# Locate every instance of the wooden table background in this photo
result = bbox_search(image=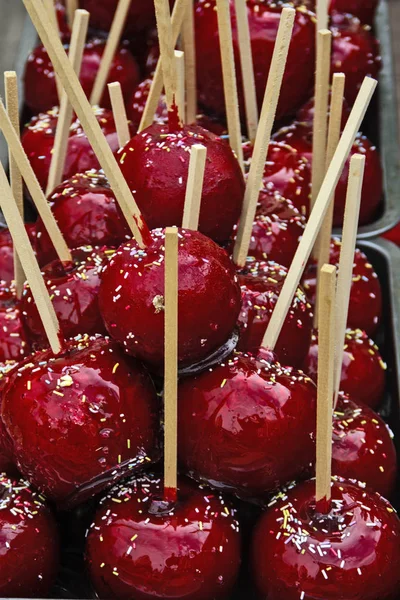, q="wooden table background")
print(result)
[0,0,399,132]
